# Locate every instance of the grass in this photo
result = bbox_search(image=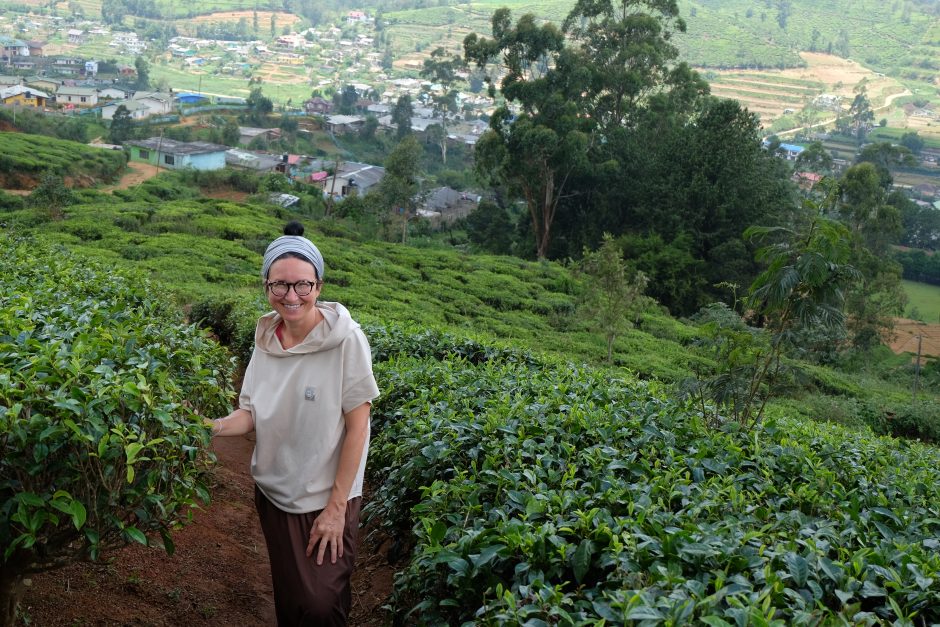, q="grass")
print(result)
[902,279,940,322]
[868,127,940,150]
